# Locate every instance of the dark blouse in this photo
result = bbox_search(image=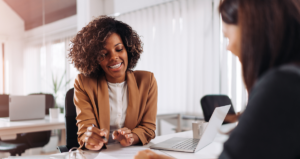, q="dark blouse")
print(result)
[219,64,300,159]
